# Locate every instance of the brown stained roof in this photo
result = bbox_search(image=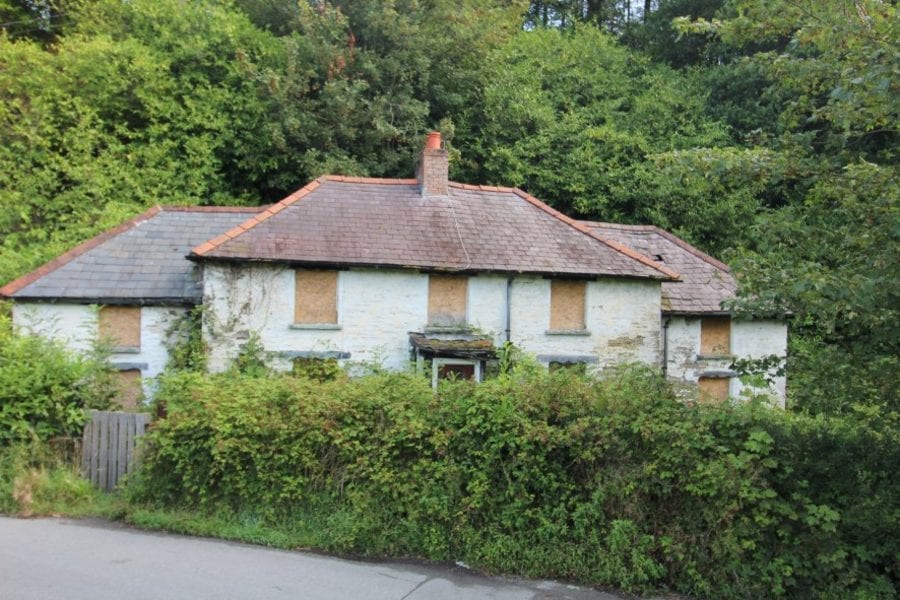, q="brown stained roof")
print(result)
[1,206,263,303]
[581,222,736,315]
[192,177,678,280]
